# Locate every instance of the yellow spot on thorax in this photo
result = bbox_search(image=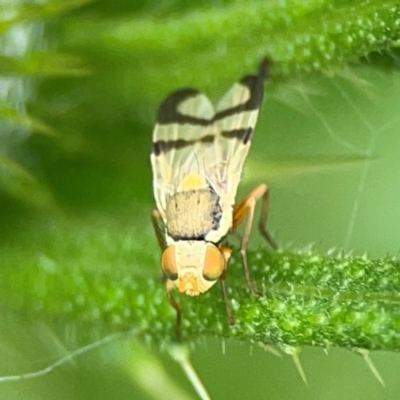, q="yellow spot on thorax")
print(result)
[177,173,207,191]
